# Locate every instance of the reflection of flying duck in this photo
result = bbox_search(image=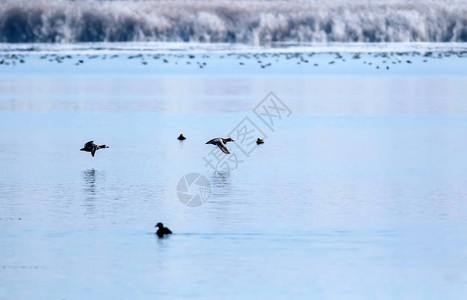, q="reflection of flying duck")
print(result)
[155,223,172,238]
[205,138,234,154]
[80,141,109,157]
[177,134,186,140]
